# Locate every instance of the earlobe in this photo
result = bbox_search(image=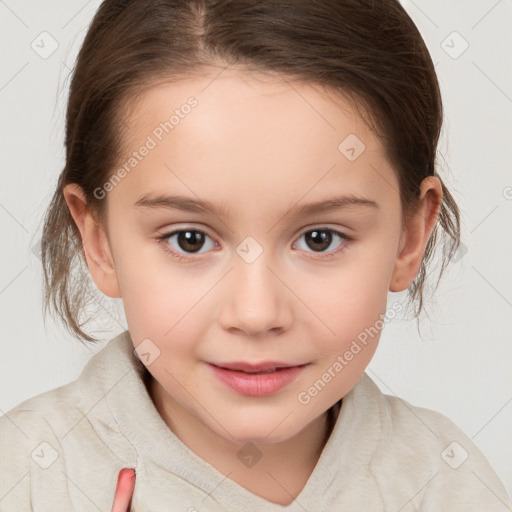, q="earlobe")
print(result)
[389,177,442,292]
[62,183,122,299]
